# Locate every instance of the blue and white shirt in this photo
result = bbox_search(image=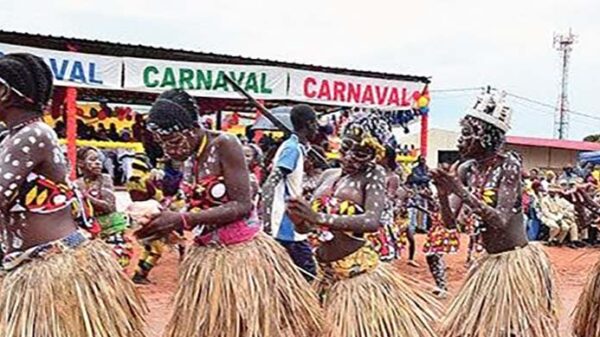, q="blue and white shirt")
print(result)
[270,134,308,242]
